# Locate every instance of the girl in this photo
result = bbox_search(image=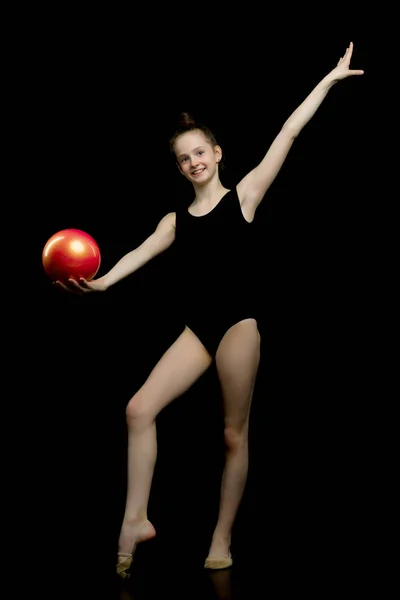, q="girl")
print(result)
[56,42,363,579]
